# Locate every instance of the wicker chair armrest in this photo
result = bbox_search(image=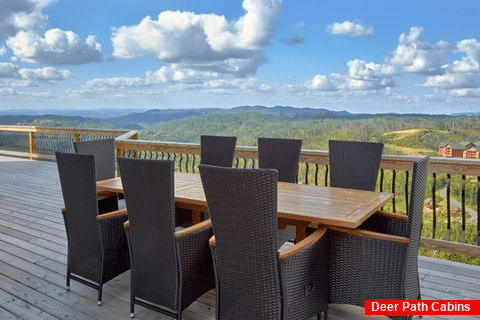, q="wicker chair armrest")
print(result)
[96,208,128,221]
[176,219,215,309]
[330,226,409,244]
[279,227,327,260]
[62,207,127,222]
[359,211,408,237]
[209,235,216,247]
[96,208,130,278]
[175,219,212,238]
[278,226,329,319]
